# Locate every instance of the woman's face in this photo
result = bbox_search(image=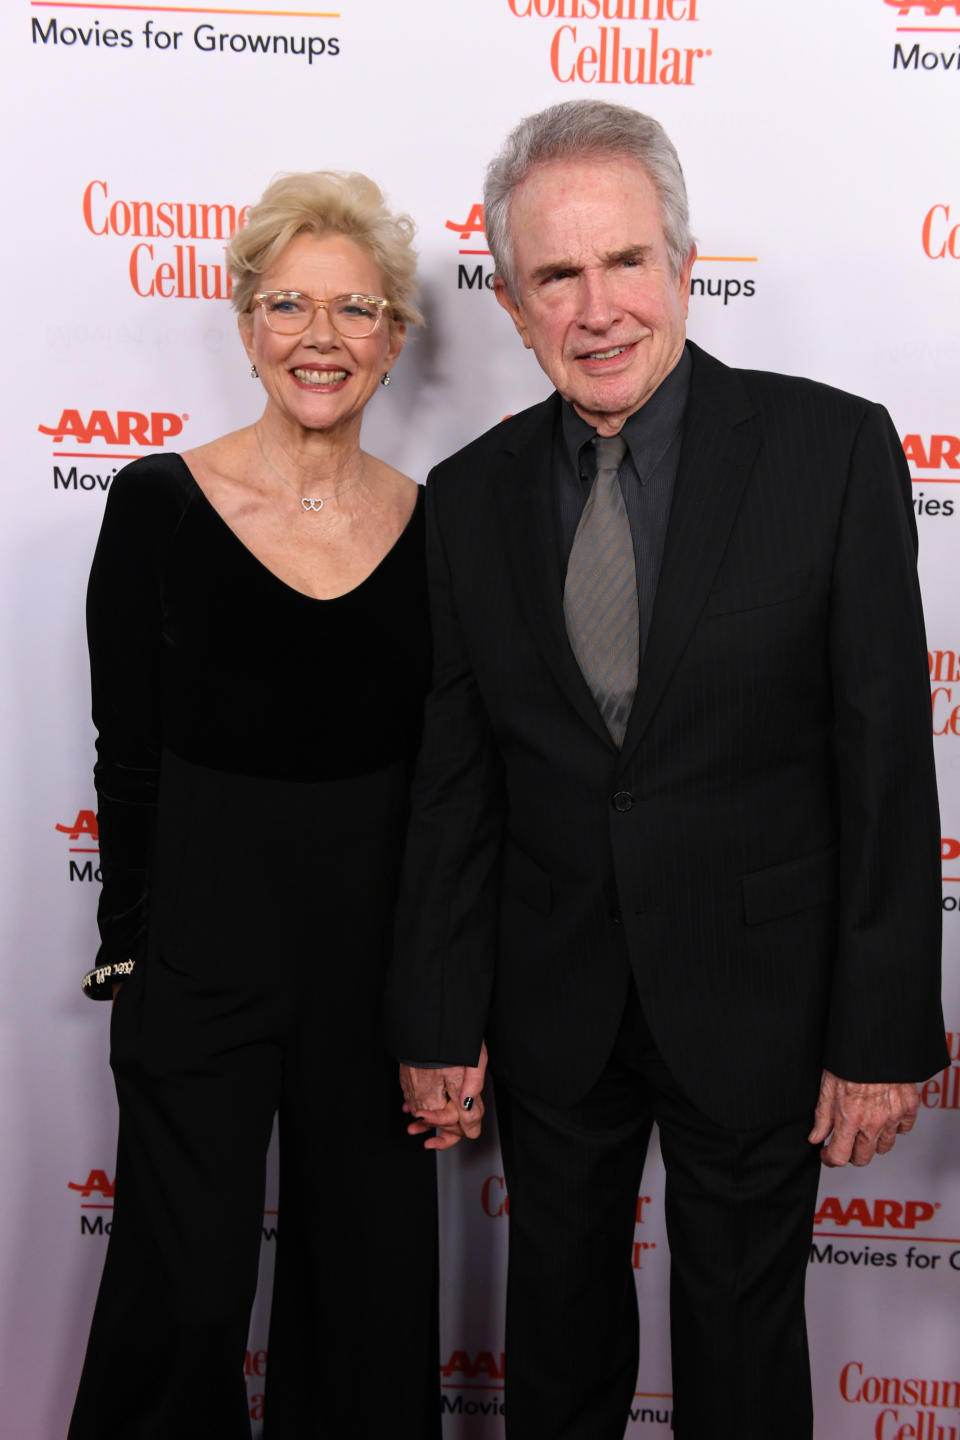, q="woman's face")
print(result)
[240,230,404,442]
